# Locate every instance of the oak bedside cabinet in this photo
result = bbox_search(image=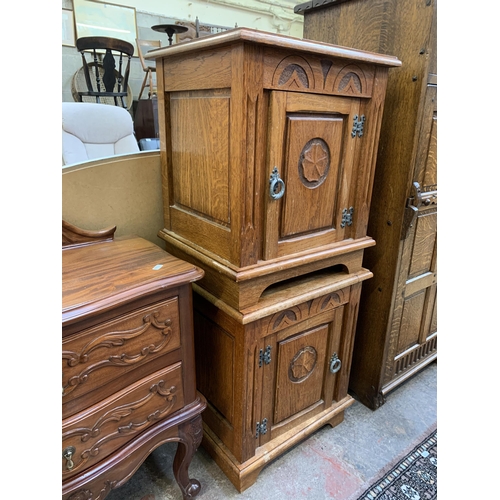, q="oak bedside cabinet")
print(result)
[146,28,400,491]
[62,220,206,500]
[296,0,438,410]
